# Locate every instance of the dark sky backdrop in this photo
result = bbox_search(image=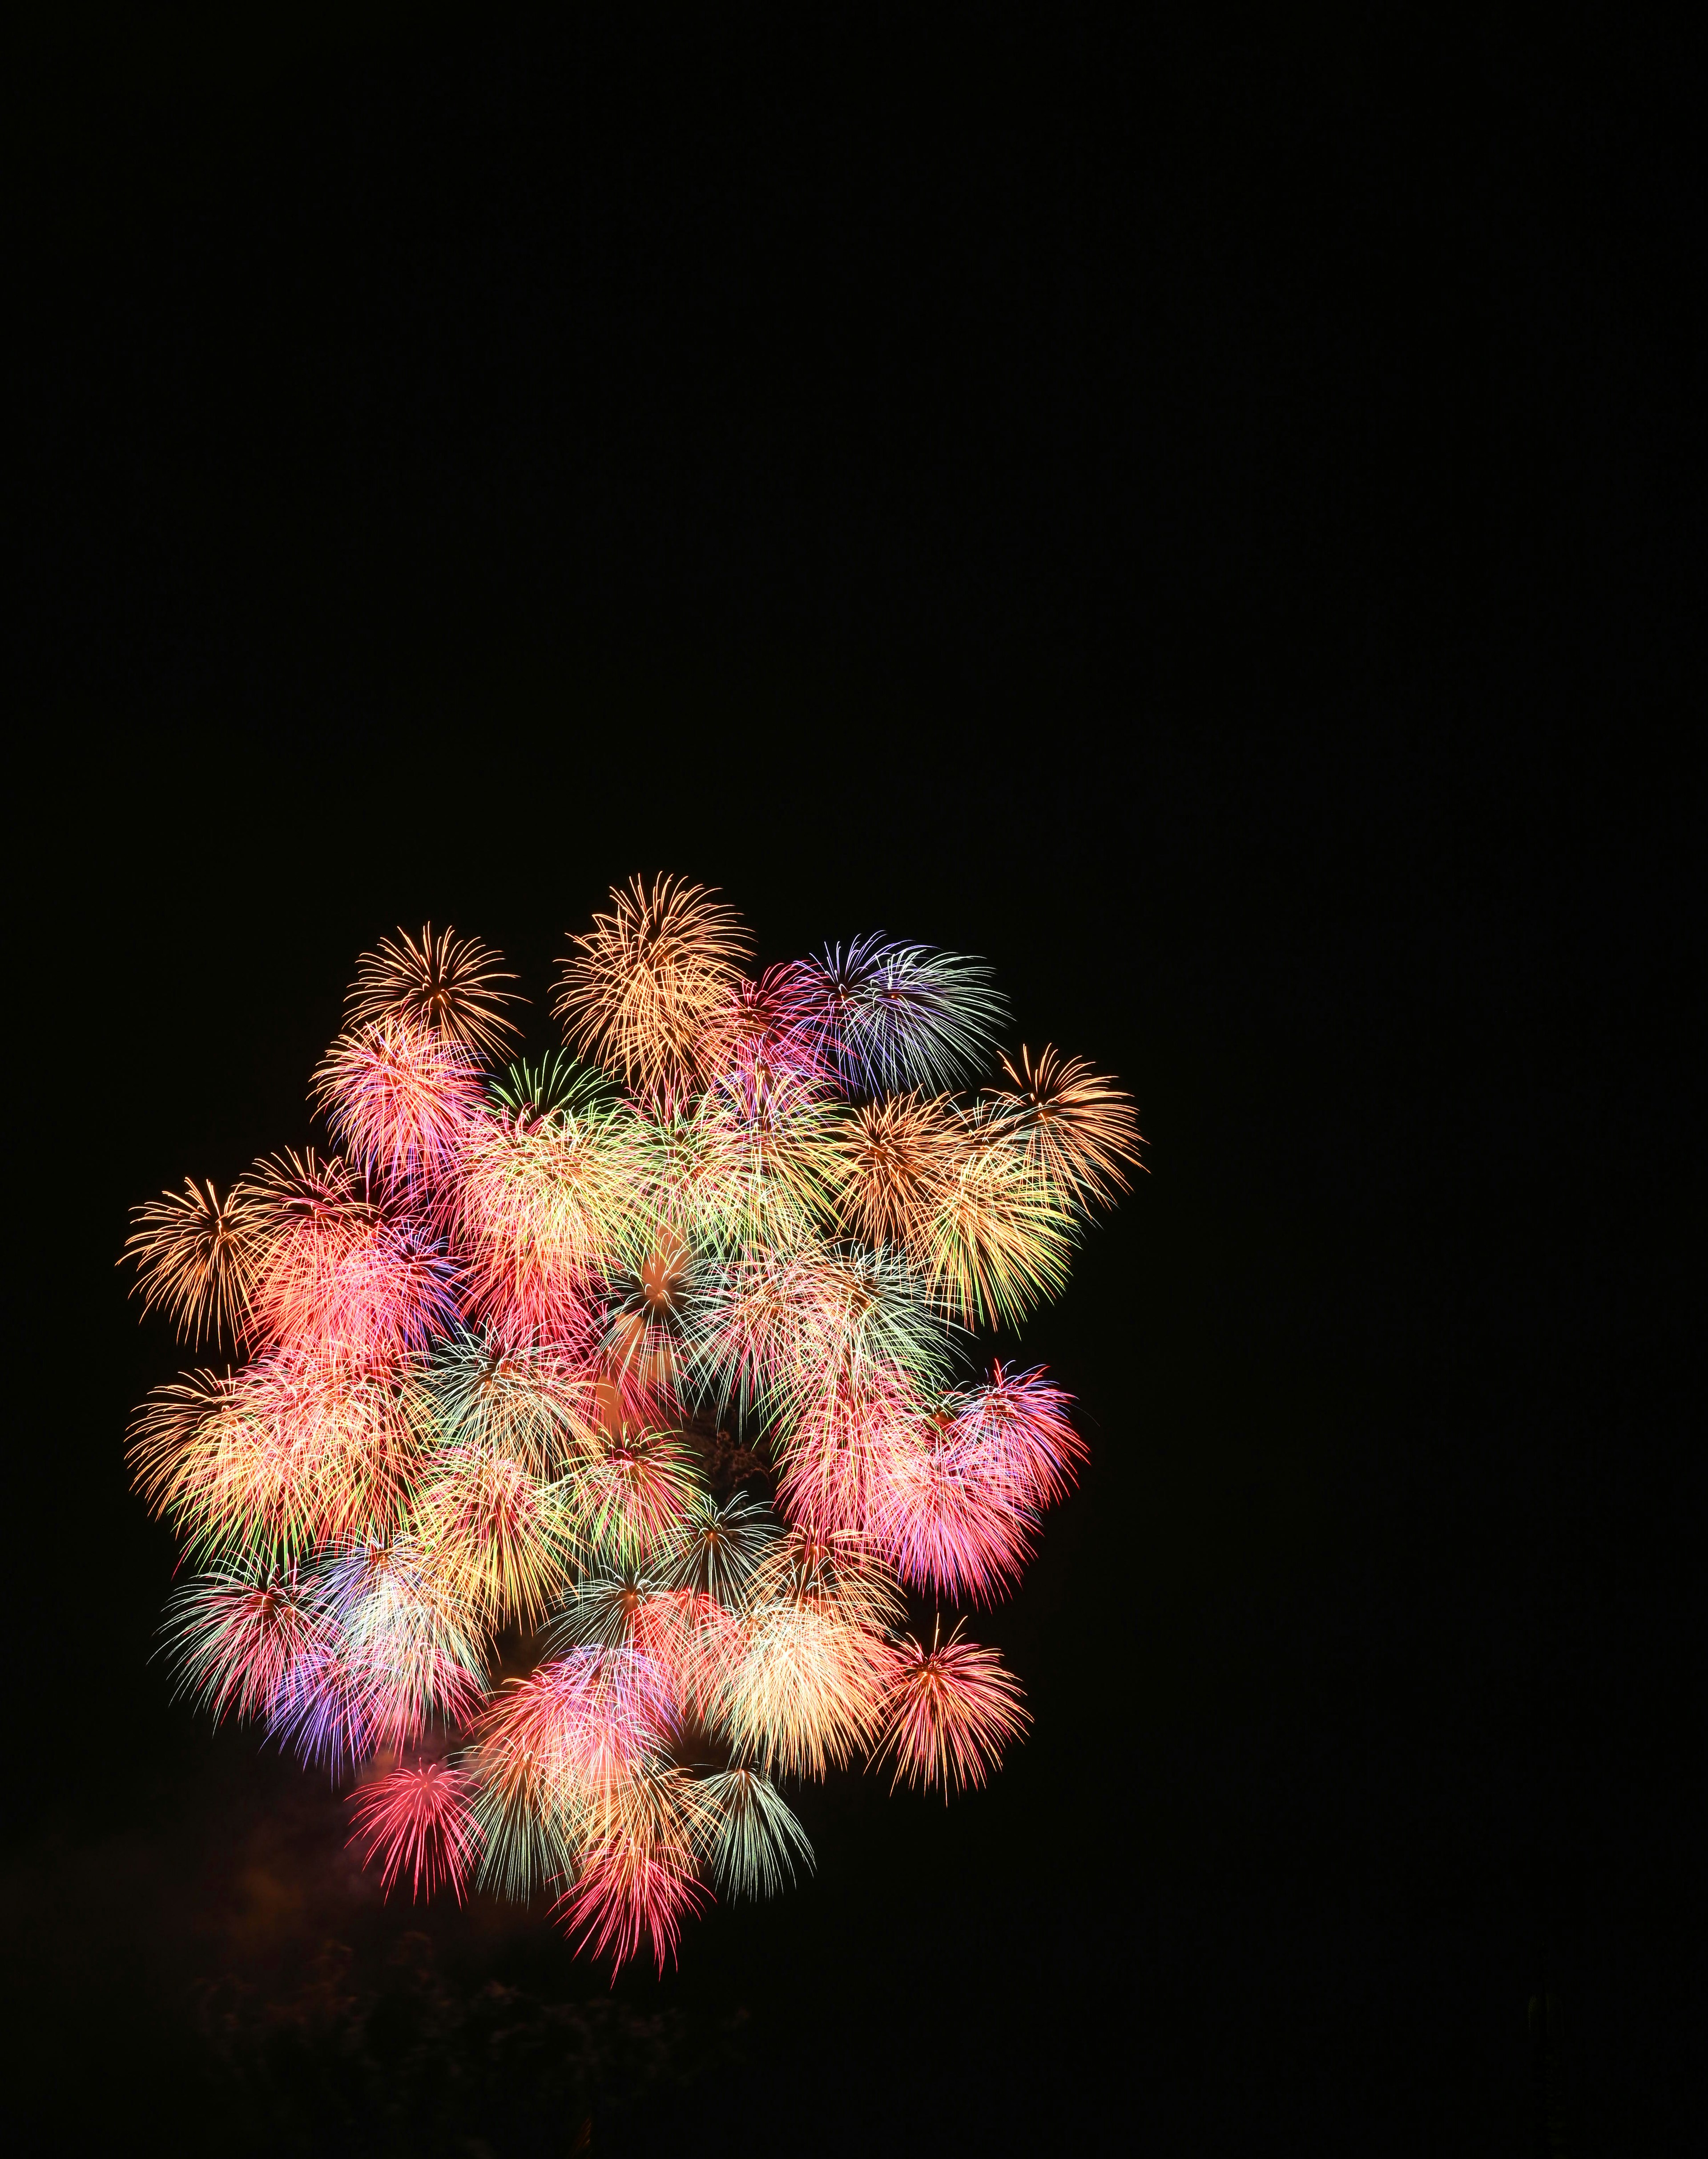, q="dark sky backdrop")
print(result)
[9,12,1694,2156]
